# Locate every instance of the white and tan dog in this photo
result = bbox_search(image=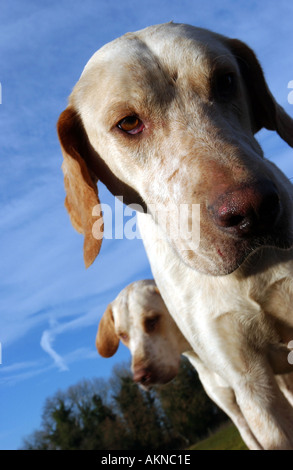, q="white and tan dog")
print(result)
[96,280,189,386]
[57,23,293,449]
[96,280,270,449]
